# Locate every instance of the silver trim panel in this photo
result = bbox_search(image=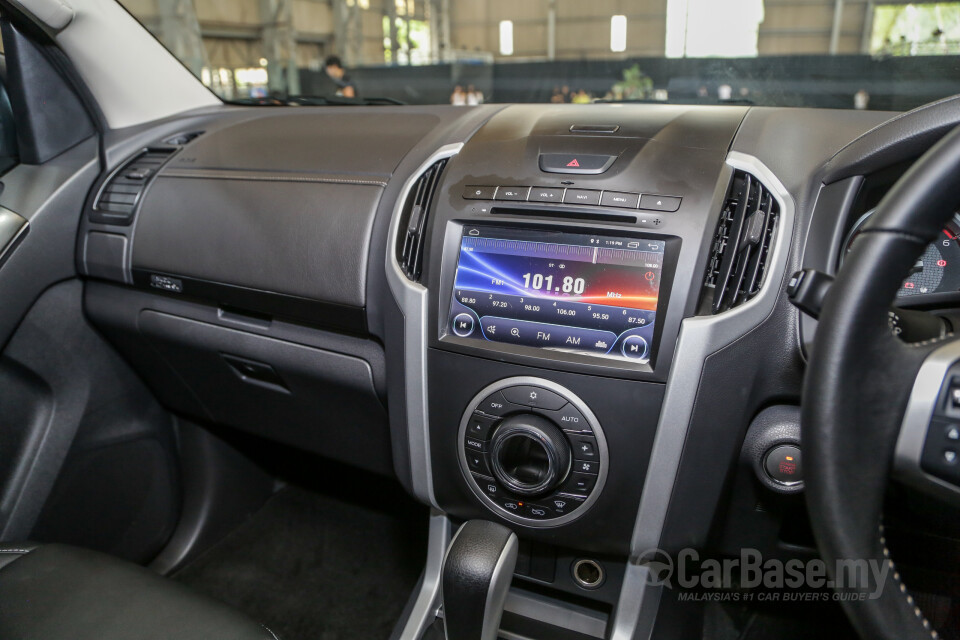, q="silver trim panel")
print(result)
[479,530,519,640]
[895,339,960,504]
[610,151,797,639]
[395,511,452,640]
[385,143,464,508]
[0,207,28,268]
[457,376,610,528]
